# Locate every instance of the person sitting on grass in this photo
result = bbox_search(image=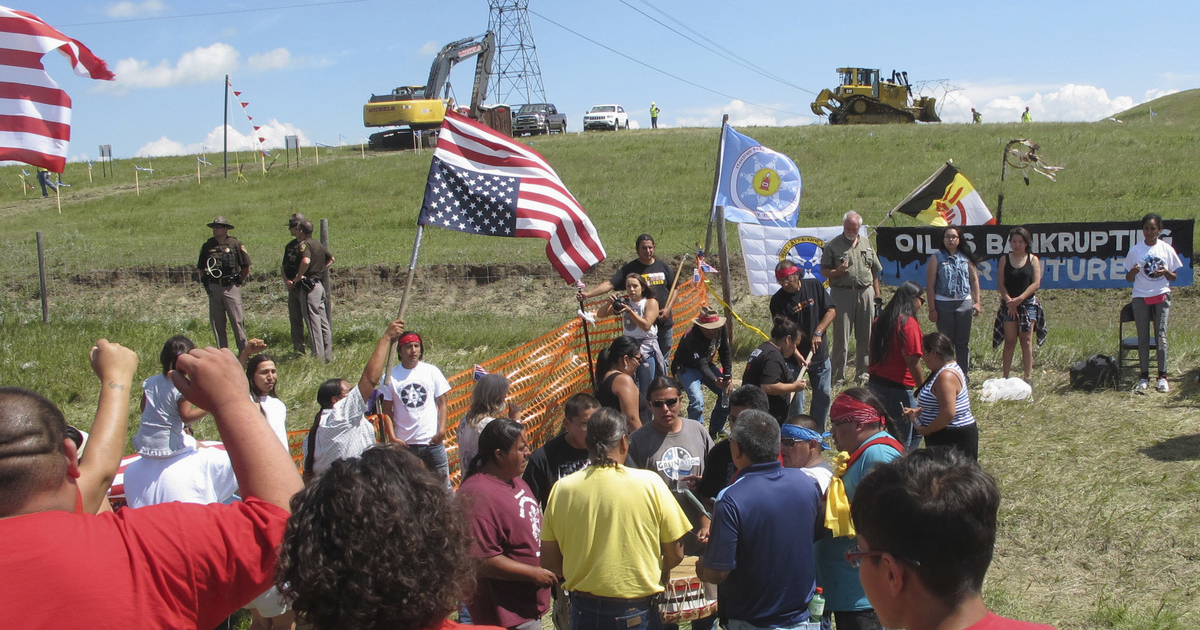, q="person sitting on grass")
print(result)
[277,445,505,630]
[850,448,1057,630]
